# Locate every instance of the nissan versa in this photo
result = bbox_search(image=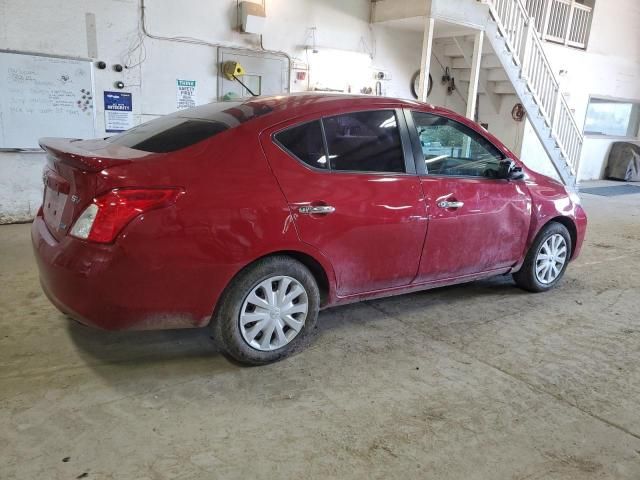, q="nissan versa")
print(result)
[32,93,587,364]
